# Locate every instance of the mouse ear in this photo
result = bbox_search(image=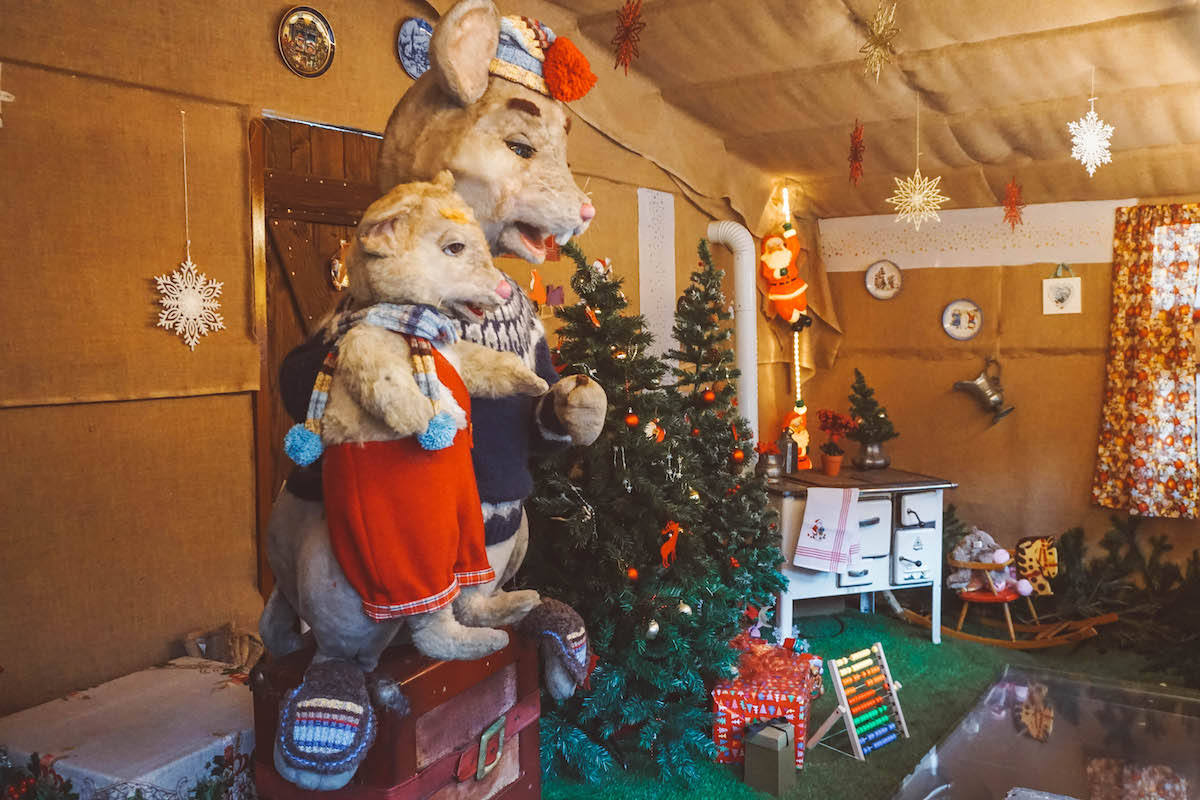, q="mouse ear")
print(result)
[429,0,500,106]
[358,193,420,256]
